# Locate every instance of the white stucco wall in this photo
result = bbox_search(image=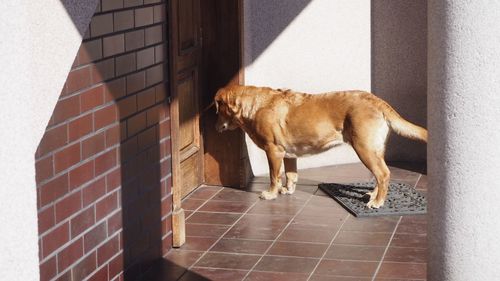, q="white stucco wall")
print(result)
[244,0,370,175]
[428,1,500,280]
[0,1,97,280]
